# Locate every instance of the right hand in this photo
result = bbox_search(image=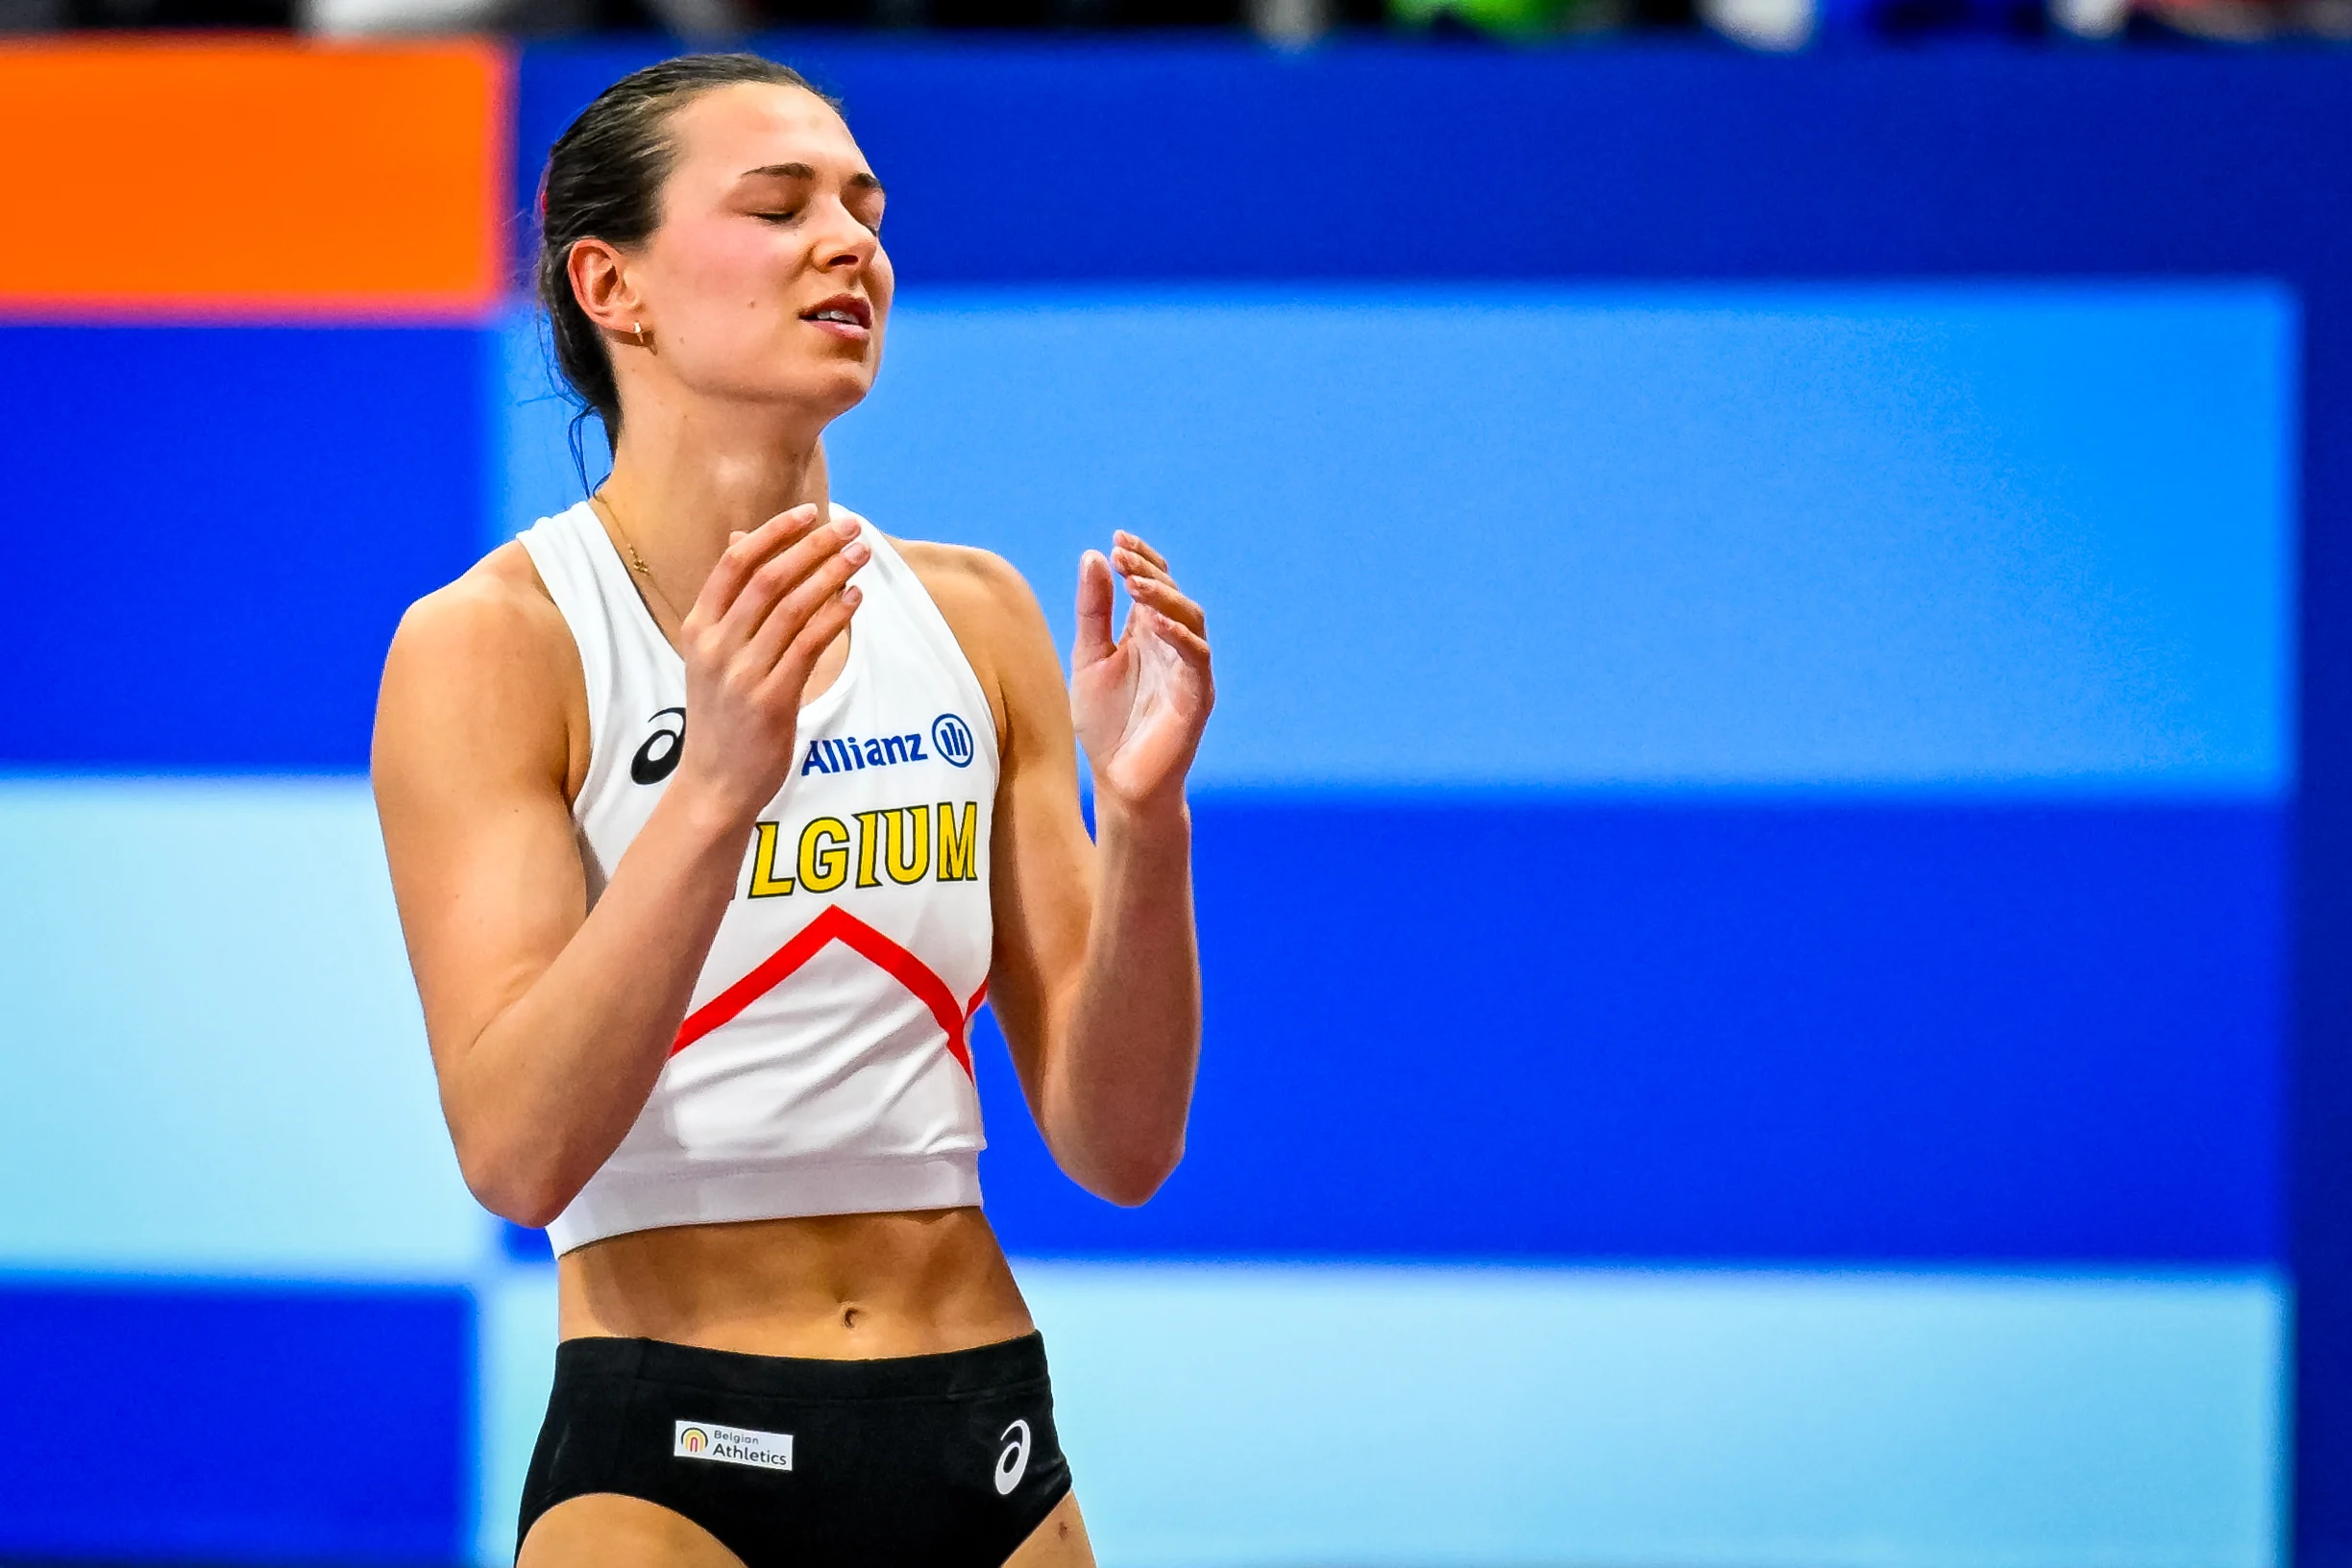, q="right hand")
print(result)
[673,503,867,823]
